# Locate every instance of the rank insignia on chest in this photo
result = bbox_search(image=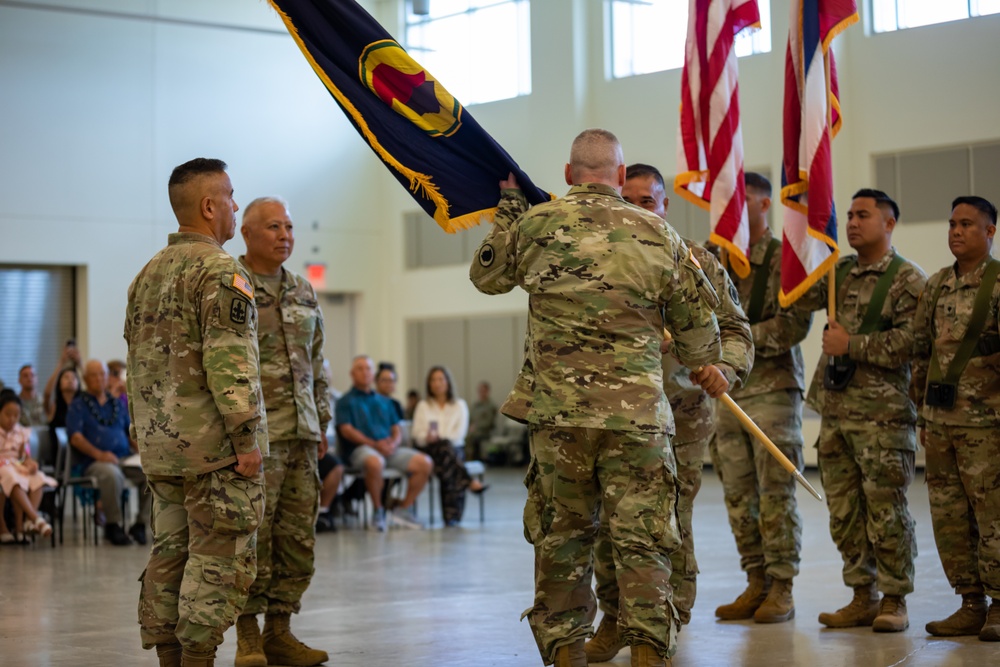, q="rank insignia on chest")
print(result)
[230,297,249,325]
[232,273,254,299]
